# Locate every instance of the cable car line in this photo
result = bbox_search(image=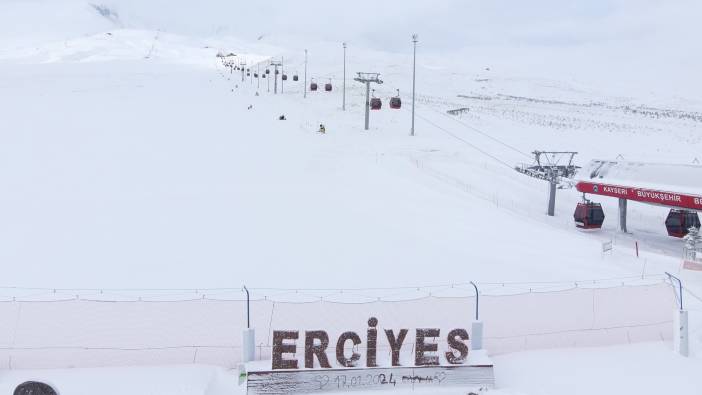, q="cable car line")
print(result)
[419,103,531,159]
[221,51,518,172]
[413,111,515,170]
